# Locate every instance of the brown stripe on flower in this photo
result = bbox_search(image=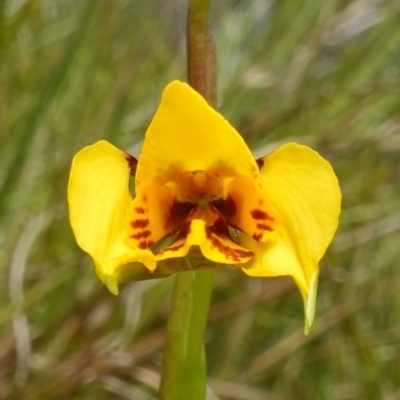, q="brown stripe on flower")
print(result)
[250,208,275,241]
[251,221,274,242]
[256,223,273,231]
[126,153,138,176]
[135,206,146,214]
[250,209,274,221]
[130,219,149,229]
[138,240,155,249]
[131,230,152,240]
[206,228,253,262]
[206,217,253,263]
